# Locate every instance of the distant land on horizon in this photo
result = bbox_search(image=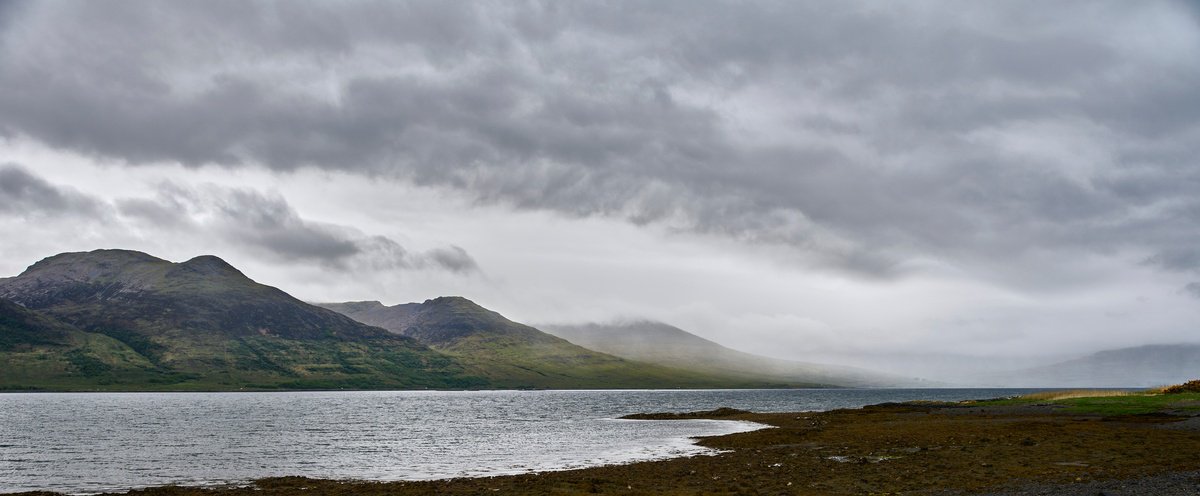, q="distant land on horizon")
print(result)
[539,321,930,388]
[0,249,860,391]
[1,249,1196,391]
[978,344,1200,388]
[316,298,797,389]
